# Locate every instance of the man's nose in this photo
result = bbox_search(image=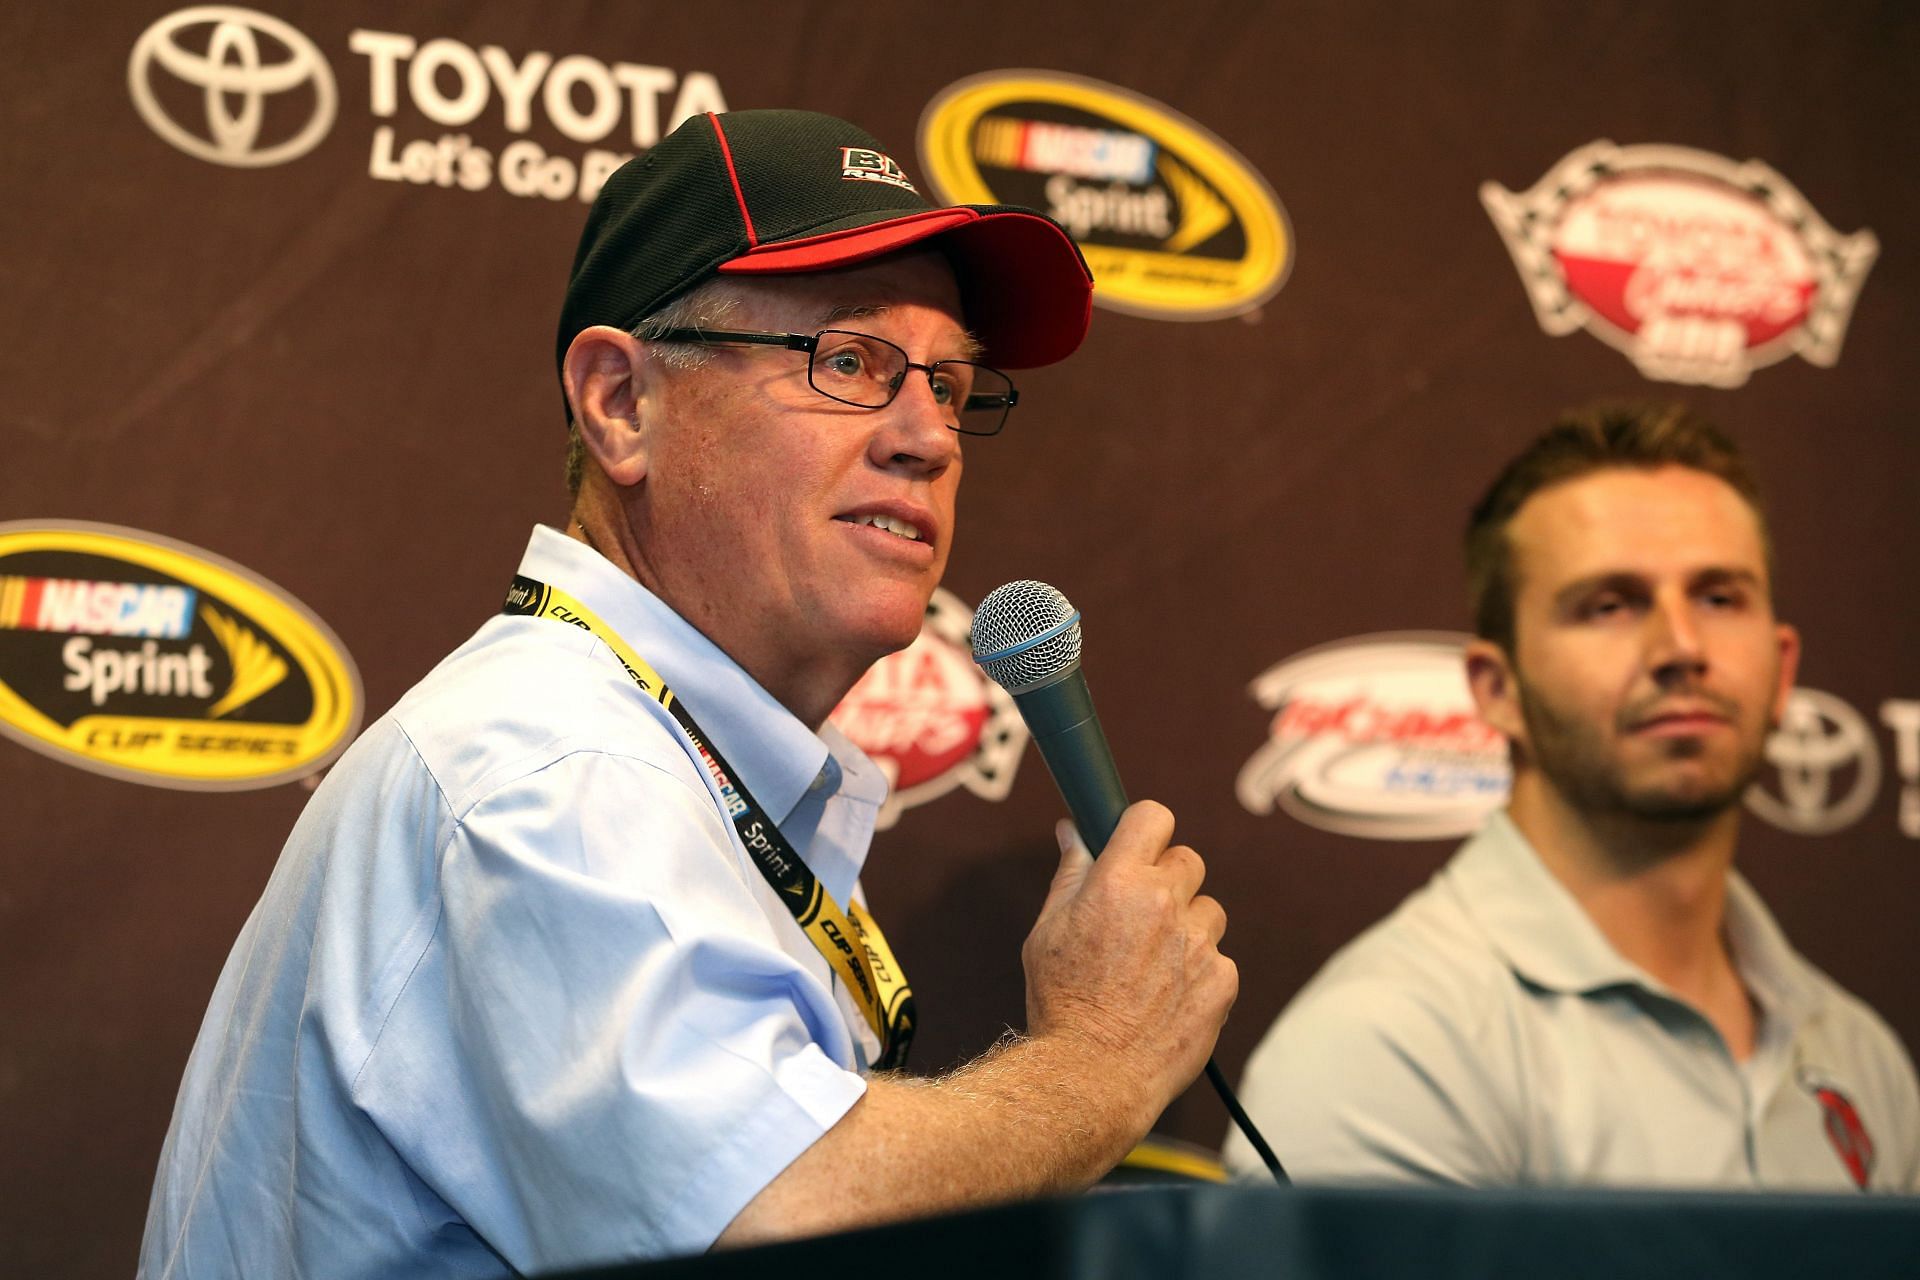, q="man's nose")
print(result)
[1645,594,1707,682]
[871,372,960,473]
